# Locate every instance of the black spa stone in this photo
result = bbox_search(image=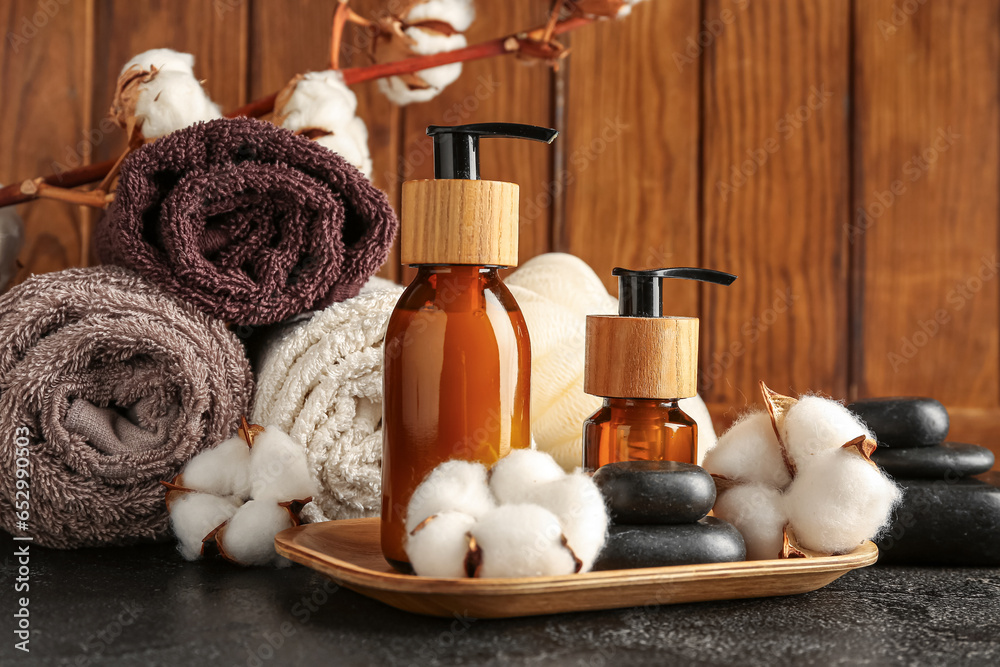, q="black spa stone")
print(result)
[876,478,1000,566]
[871,442,995,479]
[847,397,949,448]
[592,517,746,570]
[592,460,716,524]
